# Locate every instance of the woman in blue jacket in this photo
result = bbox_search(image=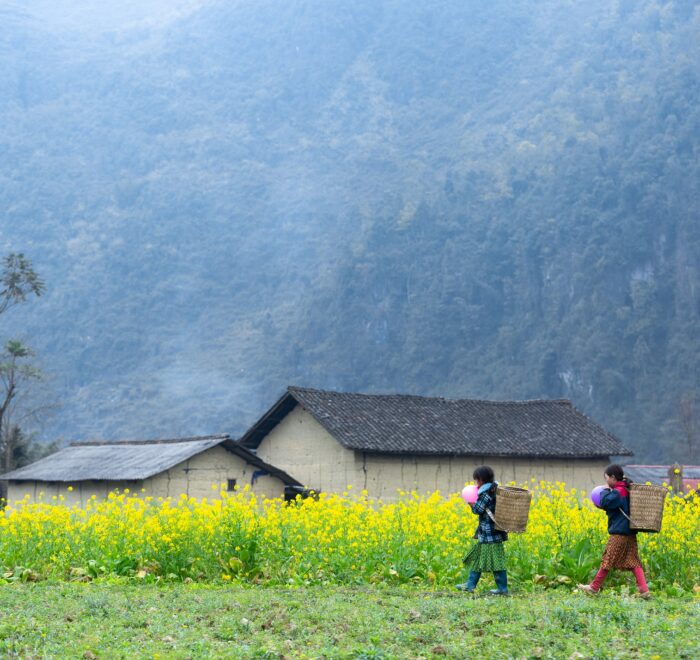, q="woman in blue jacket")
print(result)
[578,464,650,598]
